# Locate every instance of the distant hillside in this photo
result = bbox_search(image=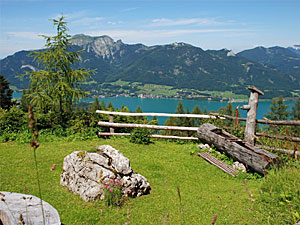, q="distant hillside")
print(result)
[238,46,300,75]
[1,34,299,99]
[288,45,300,55]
